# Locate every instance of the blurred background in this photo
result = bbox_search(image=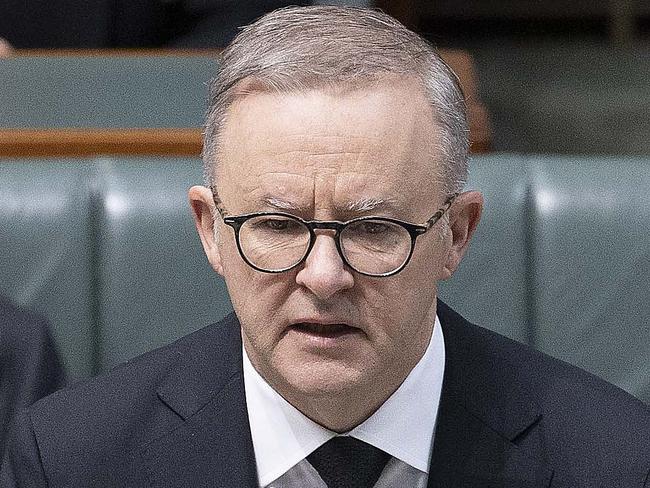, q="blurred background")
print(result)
[2,0,649,154]
[0,1,648,404]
